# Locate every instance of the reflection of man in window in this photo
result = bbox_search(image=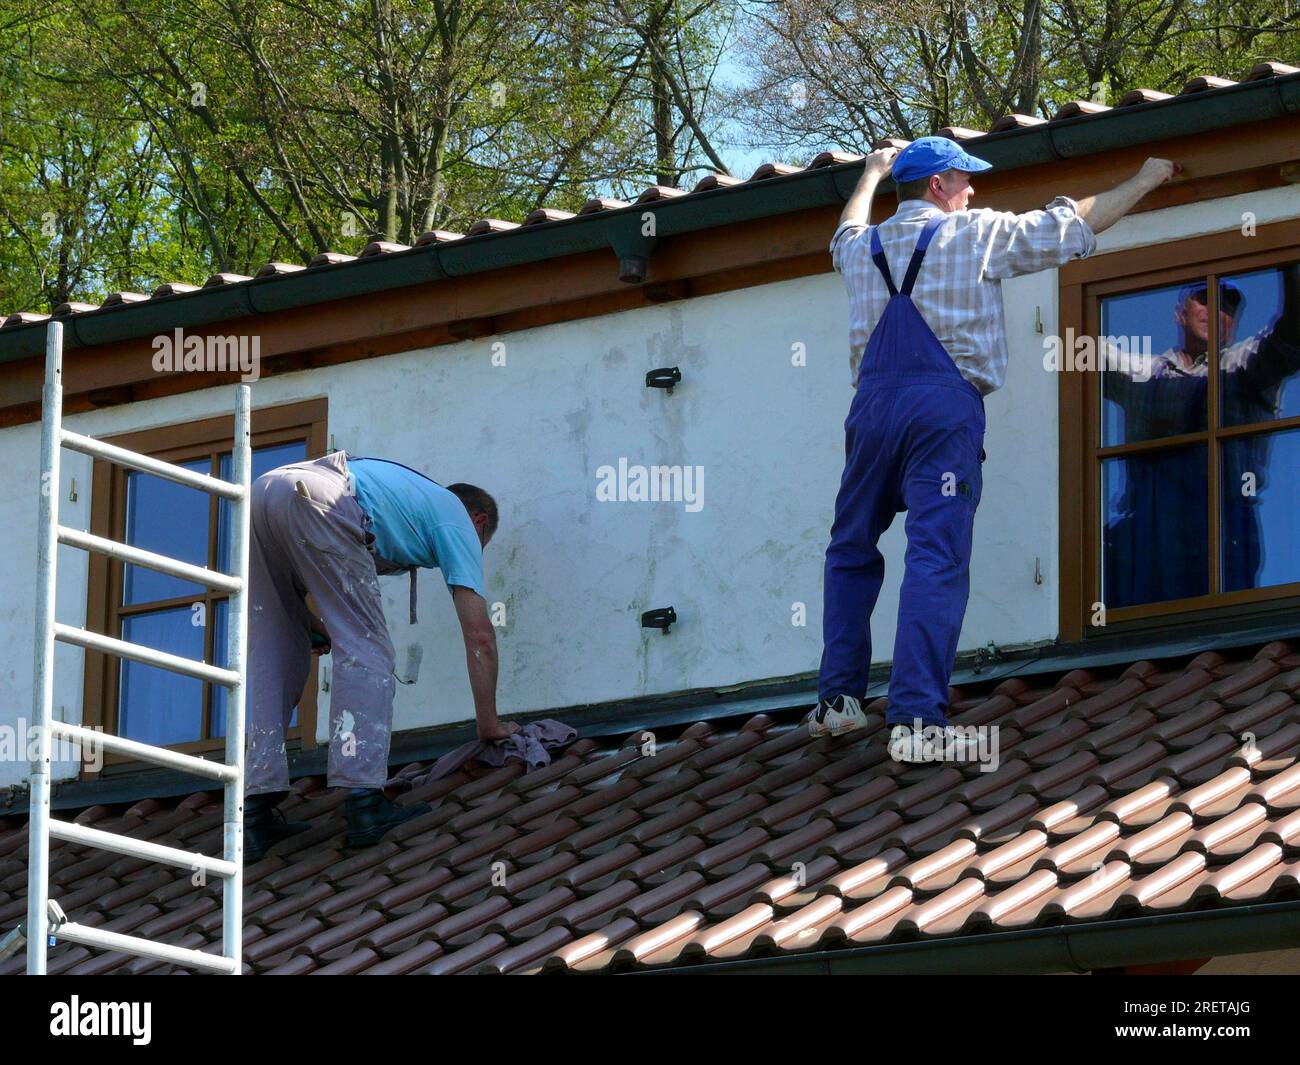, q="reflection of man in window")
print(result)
[1104,267,1300,605]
